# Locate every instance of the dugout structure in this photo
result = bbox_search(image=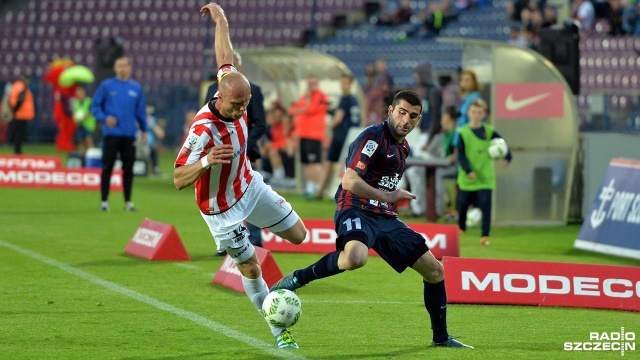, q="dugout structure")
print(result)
[200,46,367,126]
[441,38,580,225]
